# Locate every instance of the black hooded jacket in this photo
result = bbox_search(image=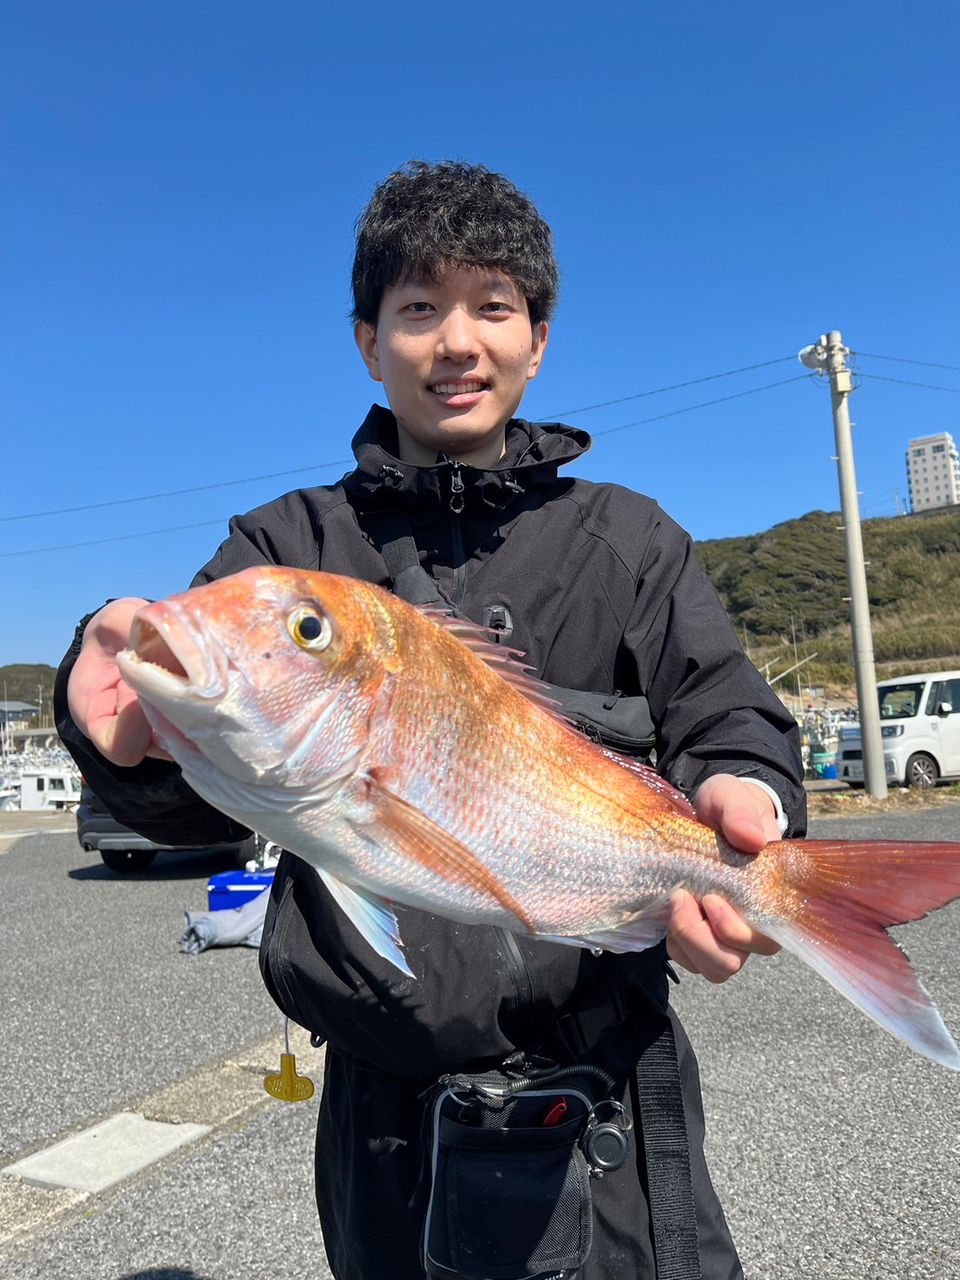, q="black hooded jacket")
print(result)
[55,407,805,1080]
